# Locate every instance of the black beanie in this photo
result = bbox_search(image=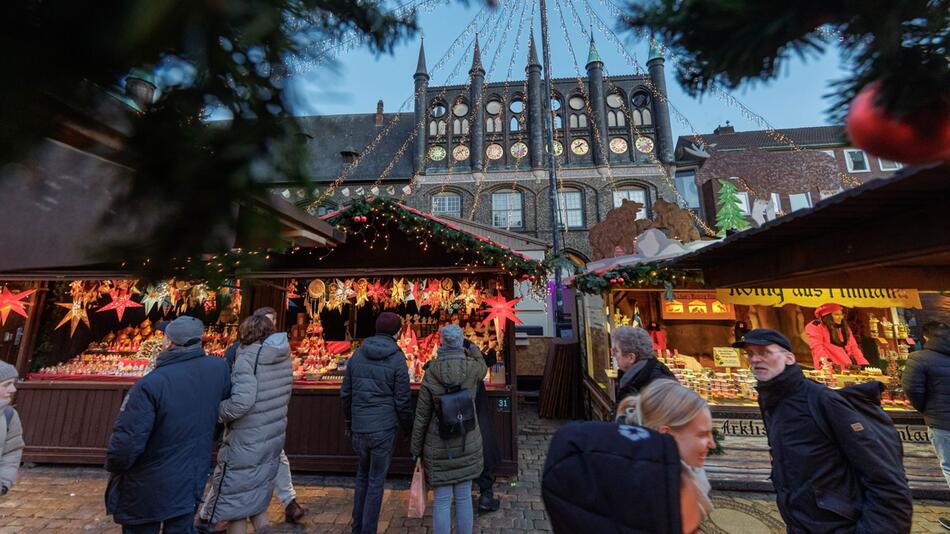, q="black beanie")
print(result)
[375,312,402,336]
